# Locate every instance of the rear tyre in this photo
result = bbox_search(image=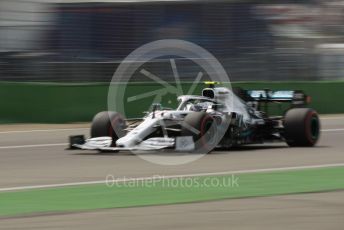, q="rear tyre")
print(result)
[91,111,126,146]
[284,108,320,147]
[181,112,218,153]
